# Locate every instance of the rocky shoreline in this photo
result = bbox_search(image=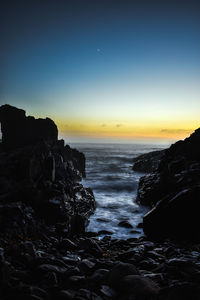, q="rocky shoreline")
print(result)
[0,104,200,299]
[137,129,200,241]
[1,231,200,300]
[0,105,95,240]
